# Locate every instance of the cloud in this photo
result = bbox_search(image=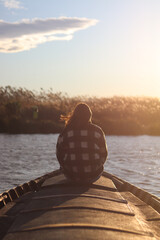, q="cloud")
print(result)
[2,0,24,9]
[0,17,98,53]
